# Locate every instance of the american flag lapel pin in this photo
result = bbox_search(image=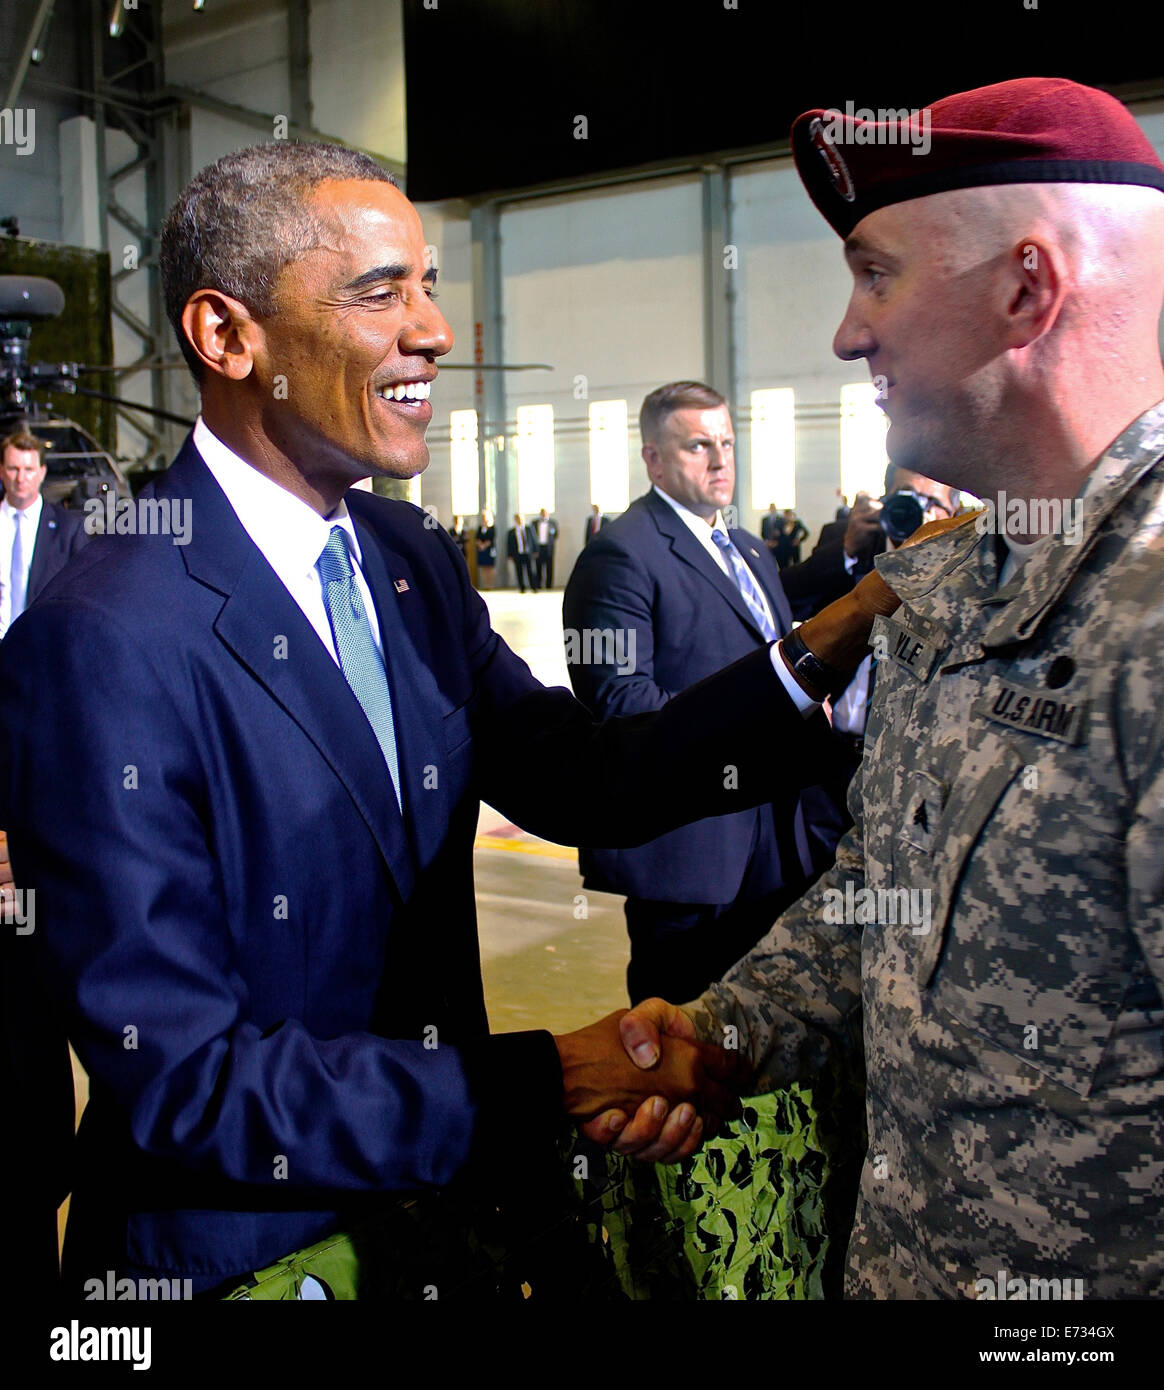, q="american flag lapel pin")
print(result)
[394,578,409,594]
